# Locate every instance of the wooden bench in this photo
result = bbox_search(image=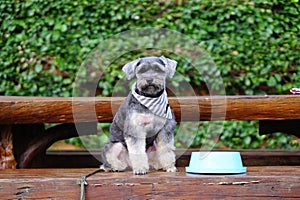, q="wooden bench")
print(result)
[0,95,300,199]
